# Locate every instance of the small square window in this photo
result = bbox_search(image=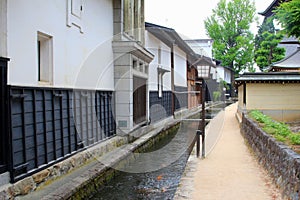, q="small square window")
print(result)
[139,62,144,72]
[133,59,138,70]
